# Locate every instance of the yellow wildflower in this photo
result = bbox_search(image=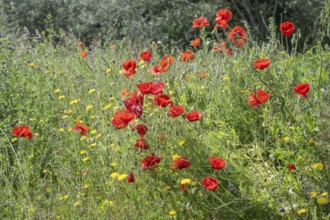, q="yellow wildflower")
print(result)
[86,105,93,111]
[117,174,128,181]
[282,136,290,142]
[312,163,323,170]
[110,162,117,167]
[58,95,65,100]
[70,99,80,105]
[82,157,89,162]
[27,62,35,67]
[54,89,61,94]
[59,194,69,201]
[110,172,119,179]
[96,134,102,138]
[310,191,317,198]
[74,201,81,207]
[90,130,97,135]
[80,136,86,141]
[89,143,96,147]
[223,76,230,81]
[83,184,90,189]
[88,89,96,94]
[42,169,48,173]
[64,110,72,114]
[178,140,185,146]
[169,90,174,95]
[172,154,180,160]
[59,128,65,132]
[80,150,86,155]
[320,192,328,197]
[180,179,192,185]
[11,137,17,143]
[106,68,113,73]
[103,104,112,110]
[297,208,307,214]
[169,210,176,215]
[317,197,329,205]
